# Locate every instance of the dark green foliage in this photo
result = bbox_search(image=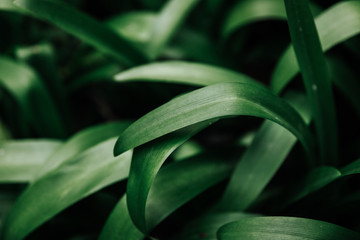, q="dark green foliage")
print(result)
[1,0,360,239]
